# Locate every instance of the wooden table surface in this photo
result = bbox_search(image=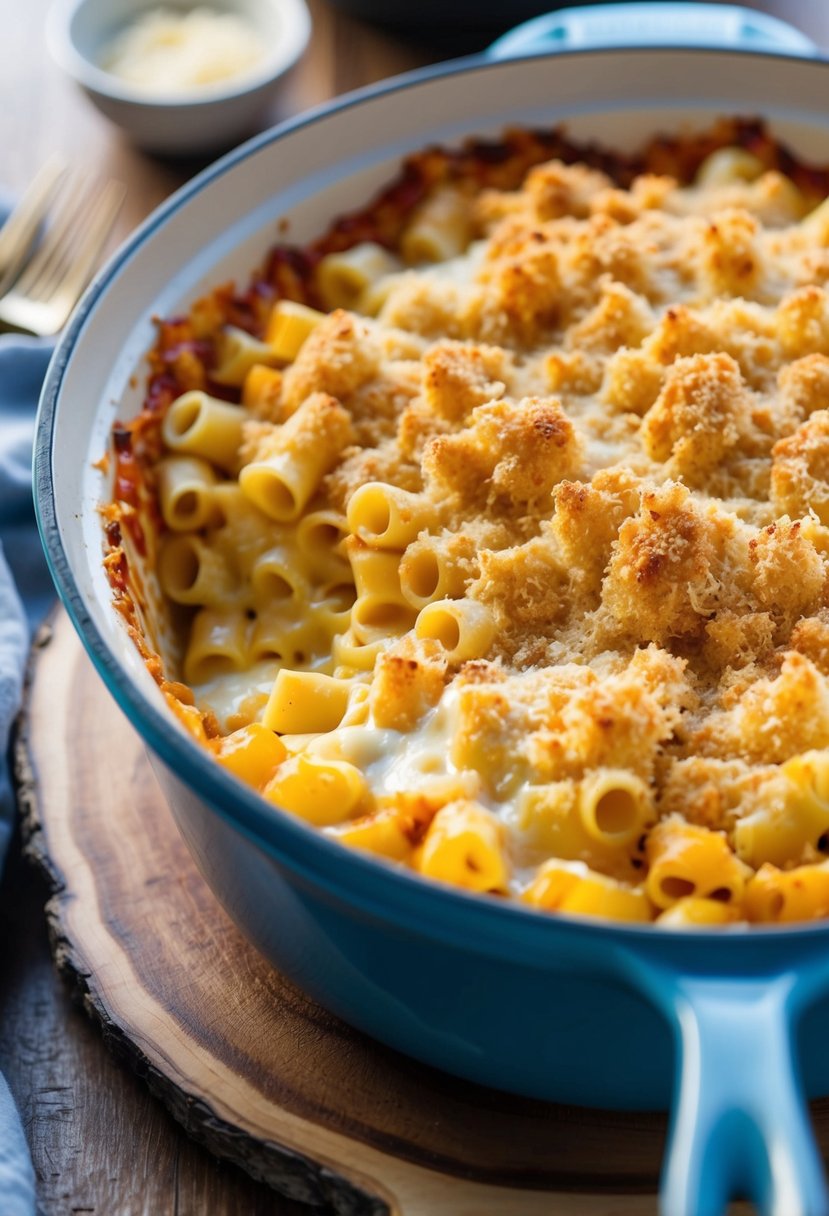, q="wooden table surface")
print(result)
[3,1,829,1213]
